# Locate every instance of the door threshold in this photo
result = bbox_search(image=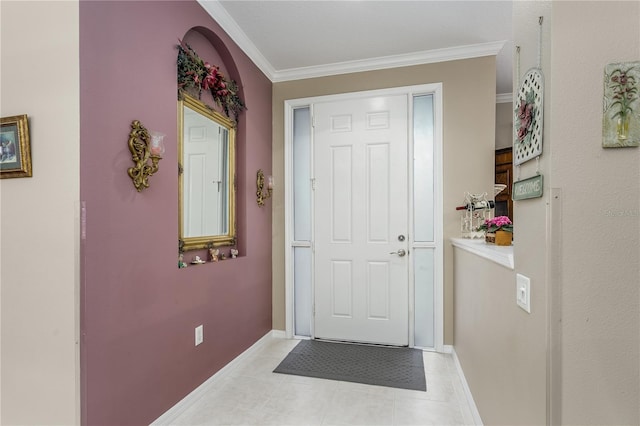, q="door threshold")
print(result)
[313,337,409,349]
